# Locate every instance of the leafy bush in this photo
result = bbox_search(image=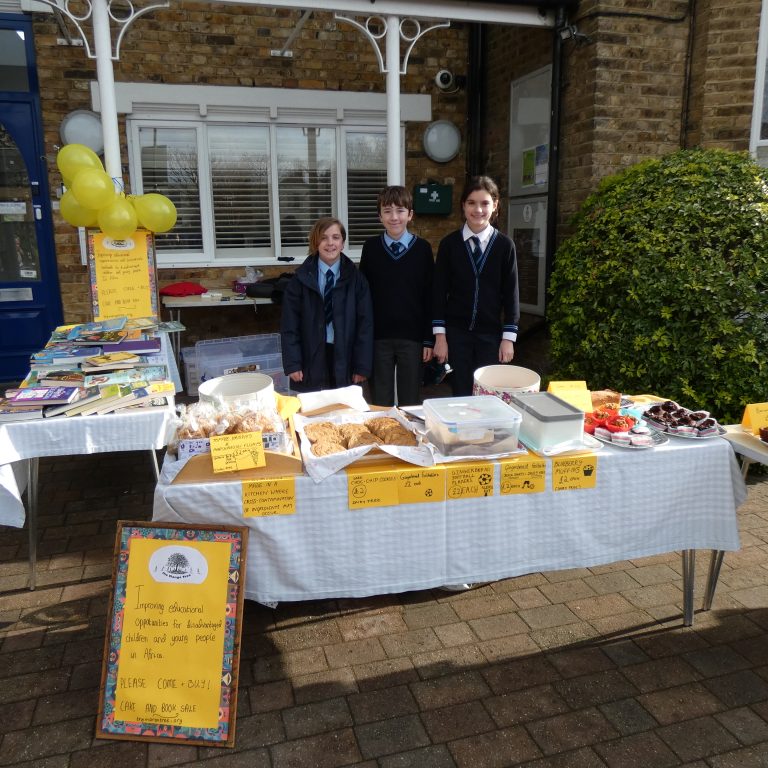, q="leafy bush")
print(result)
[548,148,768,422]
